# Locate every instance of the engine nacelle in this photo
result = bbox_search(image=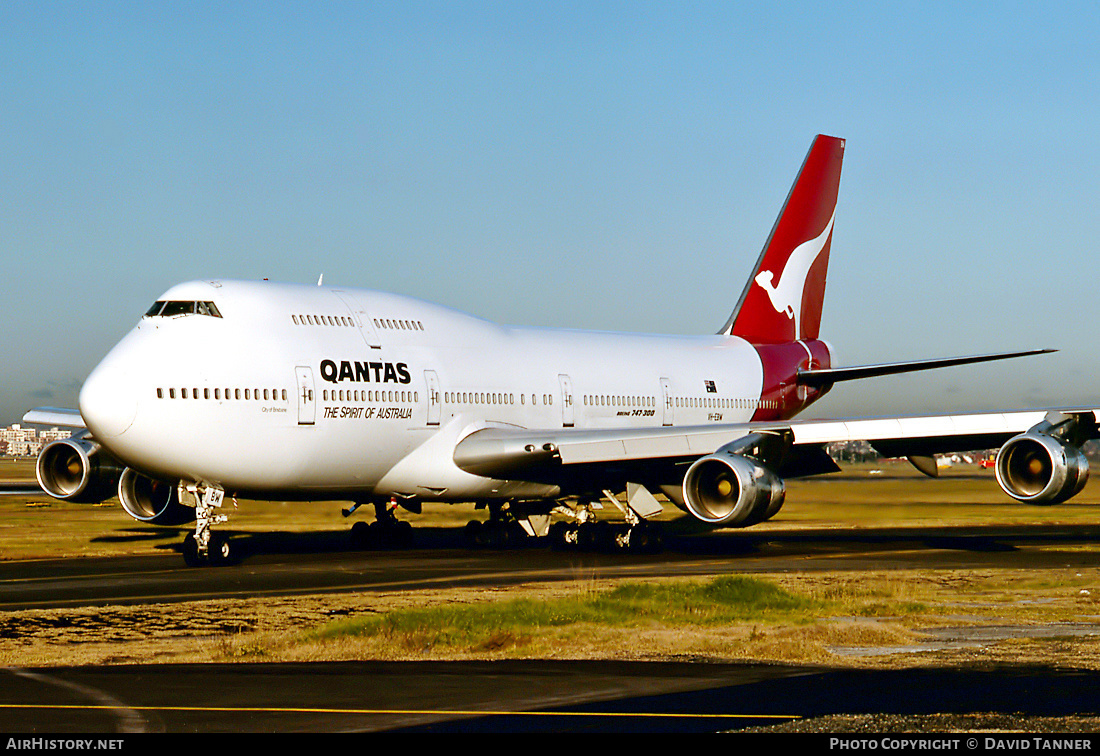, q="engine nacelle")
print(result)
[682,451,785,528]
[36,437,124,503]
[118,468,194,525]
[995,431,1089,505]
